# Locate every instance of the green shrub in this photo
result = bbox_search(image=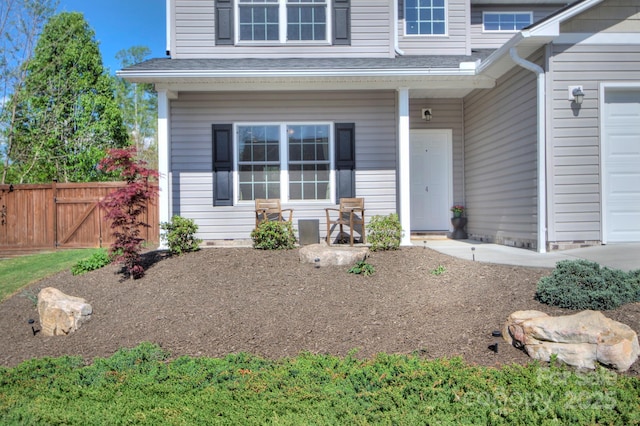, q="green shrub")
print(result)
[251,220,296,250]
[160,215,202,255]
[431,265,446,276]
[71,249,112,275]
[535,259,640,310]
[367,213,402,251]
[1,344,638,425]
[348,259,375,276]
